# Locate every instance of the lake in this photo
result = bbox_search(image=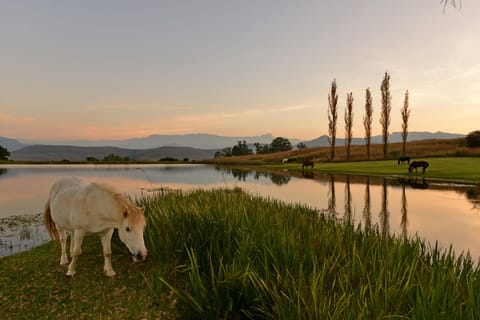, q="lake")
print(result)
[1,164,480,259]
